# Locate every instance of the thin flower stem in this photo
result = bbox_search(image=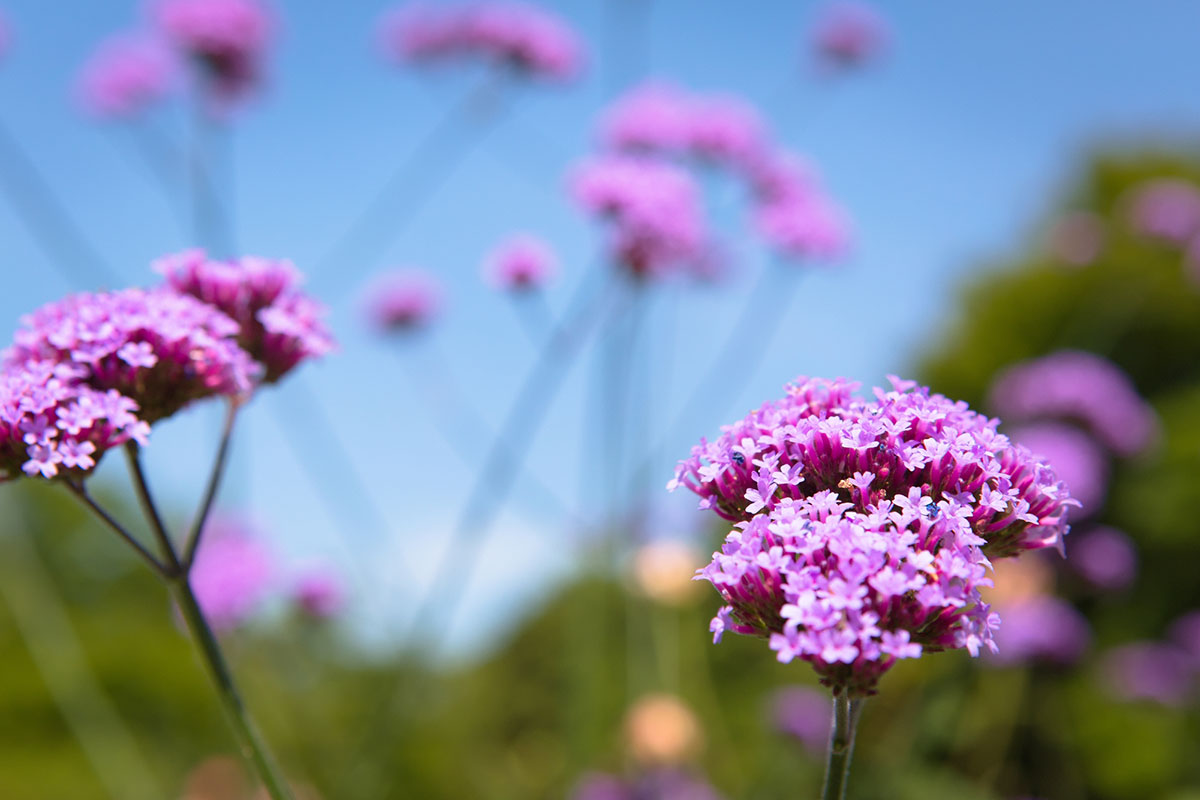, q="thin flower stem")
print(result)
[821,694,865,800]
[0,116,123,288]
[63,481,169,577]
[183,400,240,570]
[169,572,296,800]
[123,442,182,573]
